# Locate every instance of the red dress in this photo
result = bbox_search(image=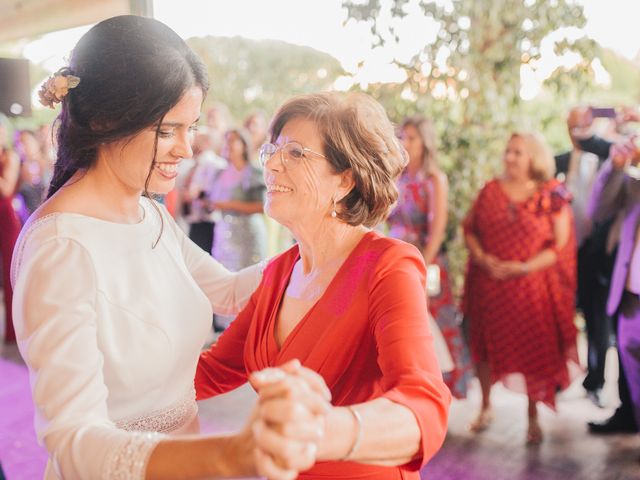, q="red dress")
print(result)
[0,149,20,342]
[461,179,579,408]
[196,231,451,479]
